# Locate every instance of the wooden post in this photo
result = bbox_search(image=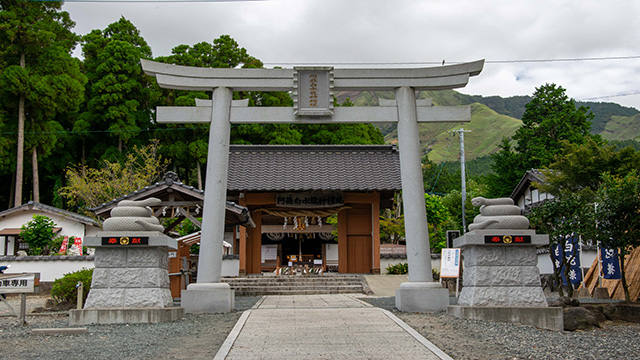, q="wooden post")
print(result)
[76,281,83,310]
[19,293,27,326]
